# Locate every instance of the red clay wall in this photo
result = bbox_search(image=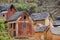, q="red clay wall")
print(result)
[17,13,33,37]
[46,28,53,40]
[6,8,16,20]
